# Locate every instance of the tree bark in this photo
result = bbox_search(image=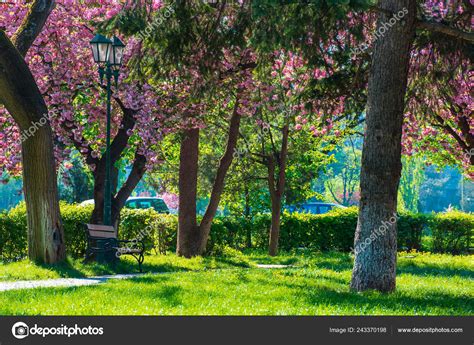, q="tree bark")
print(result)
[268,183,283,257]
[244,185,252,248]
[0,29,65,263]
[176,128,200,258]
[12,0,56,56]
[350,0,416,292]
[268,124,289,256]
[177,103,243,257]
[113,153,147,228]
[197,109,242,253]
[22,127,65,262]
